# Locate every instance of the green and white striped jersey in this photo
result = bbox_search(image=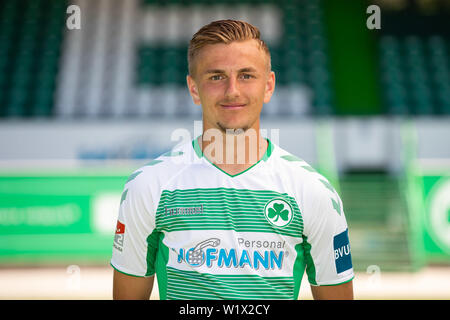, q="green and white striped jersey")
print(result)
[110,138,354,300]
